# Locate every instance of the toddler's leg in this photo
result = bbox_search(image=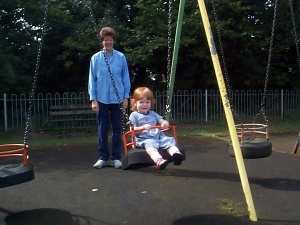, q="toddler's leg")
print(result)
[145,146,168,170]
[167,146,181,155]
[167,146,184,165]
